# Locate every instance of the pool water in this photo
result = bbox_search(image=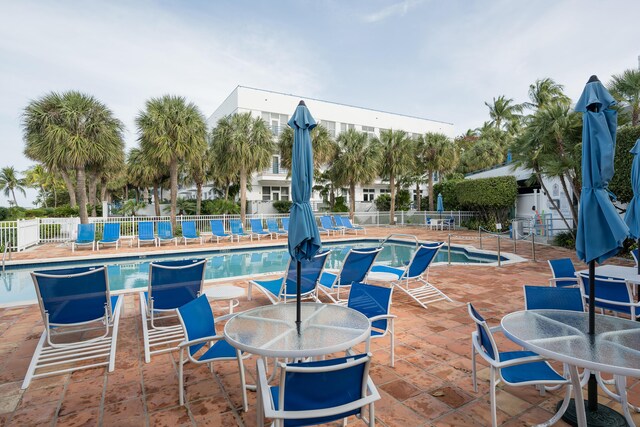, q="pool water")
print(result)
[0,241,499,305]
